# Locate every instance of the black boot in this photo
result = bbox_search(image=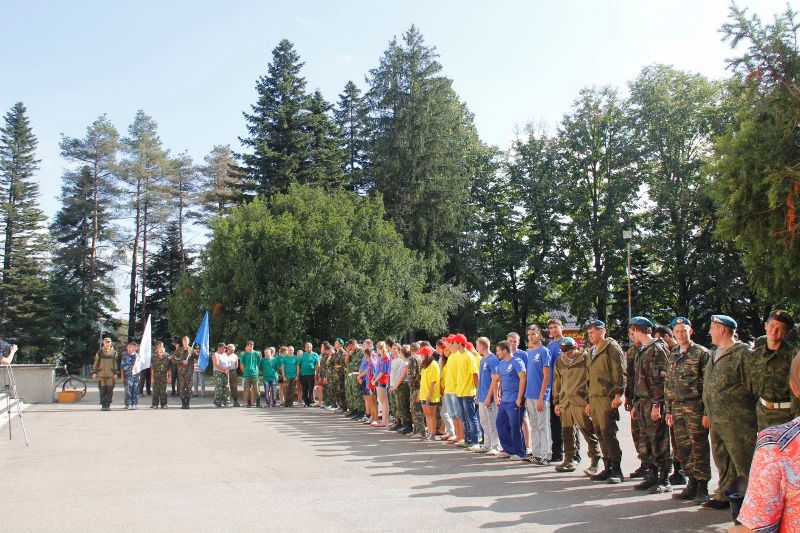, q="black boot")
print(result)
[401,422,414,435]
[184,398,190,409]
[590,459,612,482]
[629,462,648,478]
[668,461,687,486]
[634,465,658,490]
[389,421,402,431]
[648,469,673,493]
[673,477,697,500]
[607,460,624,484]
[694,480,711,505]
